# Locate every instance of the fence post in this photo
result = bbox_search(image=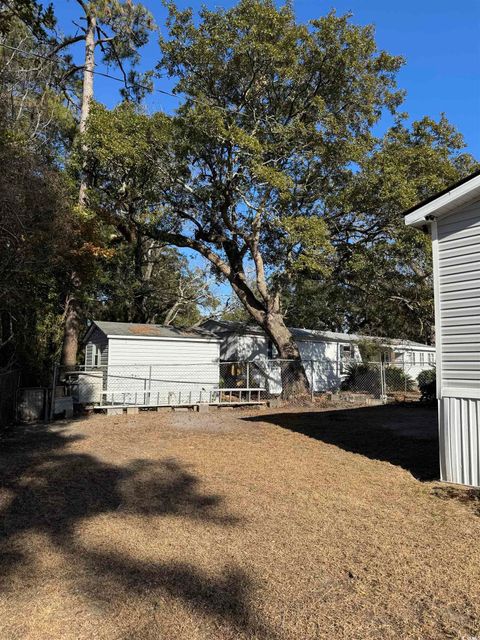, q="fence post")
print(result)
[148,365,152,405]
[48,364,58,422]
[310,360,314,403]
[246,361,250,389]
[380,361,386,404]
